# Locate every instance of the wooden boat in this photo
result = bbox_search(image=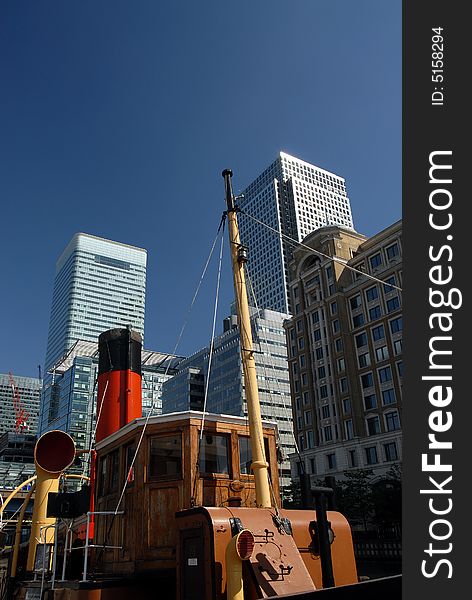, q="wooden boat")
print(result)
[2,170,401,599]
